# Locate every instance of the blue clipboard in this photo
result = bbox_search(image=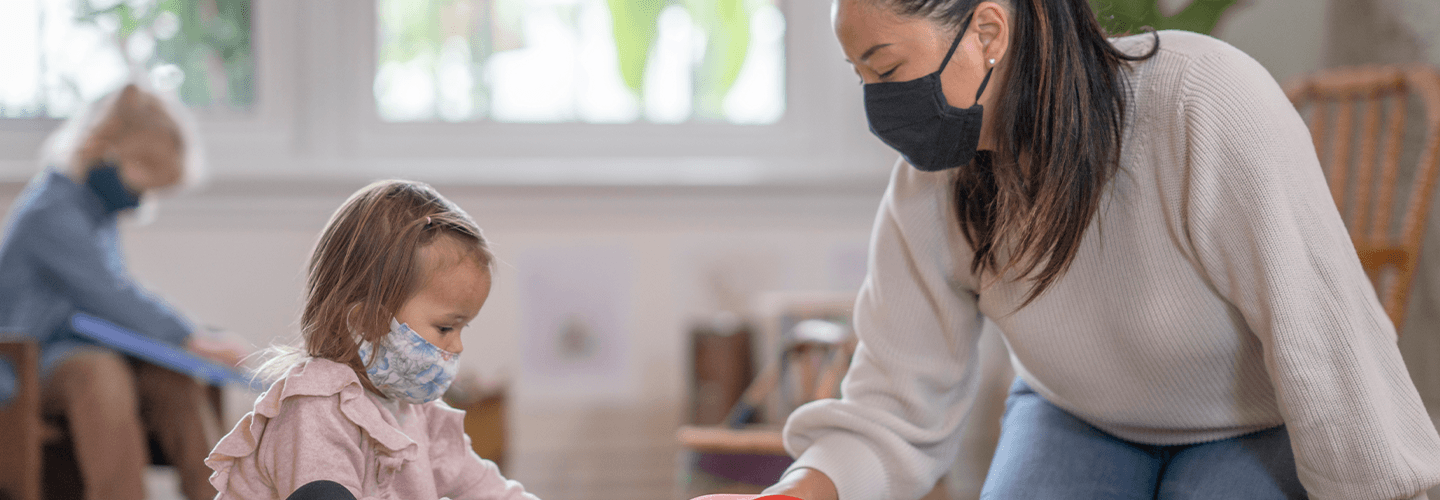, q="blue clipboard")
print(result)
[70,313,263,390]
